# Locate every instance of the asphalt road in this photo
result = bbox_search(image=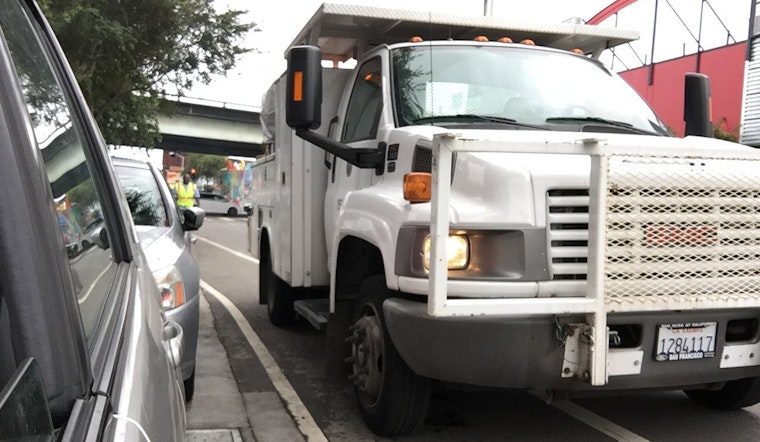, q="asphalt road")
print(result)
[193,215,760,441]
